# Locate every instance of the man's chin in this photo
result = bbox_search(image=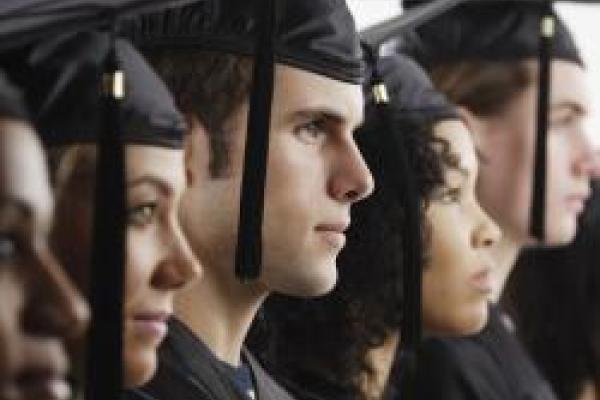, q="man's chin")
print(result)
[273,262,338,298]
[543,219,577,247]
